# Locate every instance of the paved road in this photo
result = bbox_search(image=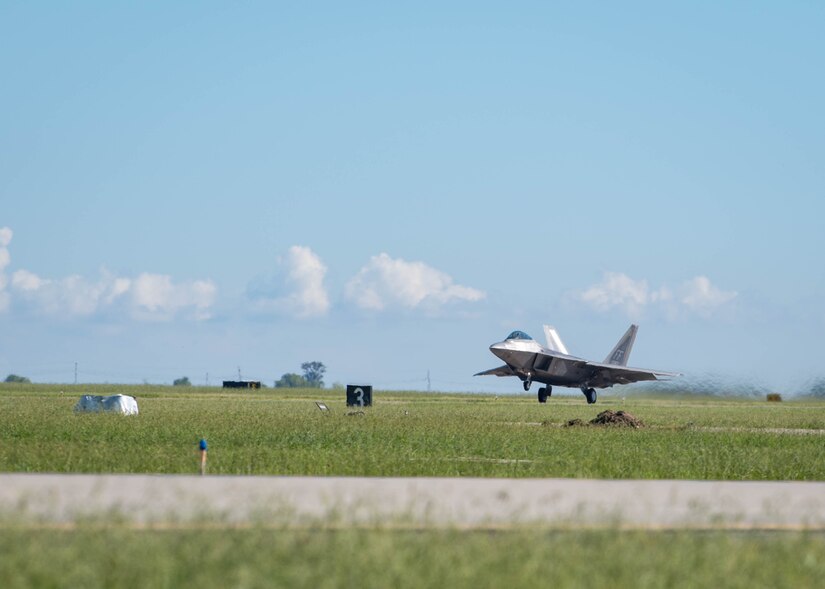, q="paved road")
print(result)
[2,474,824,529]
